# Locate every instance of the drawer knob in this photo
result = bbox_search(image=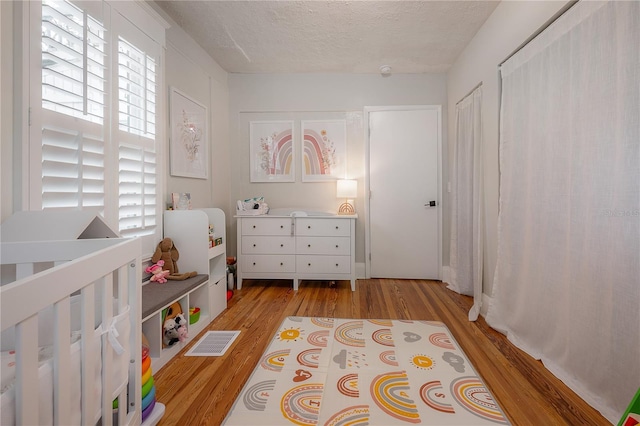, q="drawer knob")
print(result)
[308,263,311,266]
[280,225,284,228]
[253,225,256,229]
[253,262,256,266]
[280,262,283,266]
[253,244,256,247]
[308,244,311,248]
[307,225,311,229]
[335,245,339,248]
[280,244,284,247]
[336,263,339,267]
[335,226,339,229]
